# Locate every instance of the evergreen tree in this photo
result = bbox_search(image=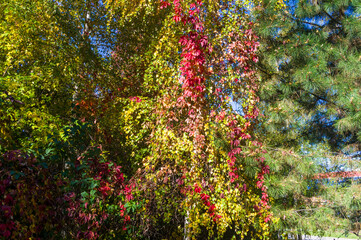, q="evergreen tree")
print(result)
[254,0,361,238]
[256,0,361,151]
